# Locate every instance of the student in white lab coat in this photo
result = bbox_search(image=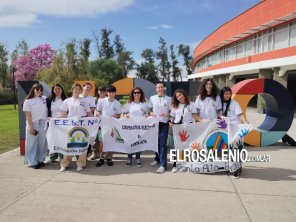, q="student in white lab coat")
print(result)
[23,83,48,169]
[169,89,198,173]
[123,87,149,168]
[195,78,222,122]
[46,83,67,163]
[95,85,122,167]
[220,86,248,179]
[59,83,92,172]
